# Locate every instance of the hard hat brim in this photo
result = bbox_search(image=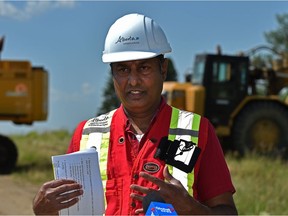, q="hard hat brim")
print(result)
[102,51,166,63]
